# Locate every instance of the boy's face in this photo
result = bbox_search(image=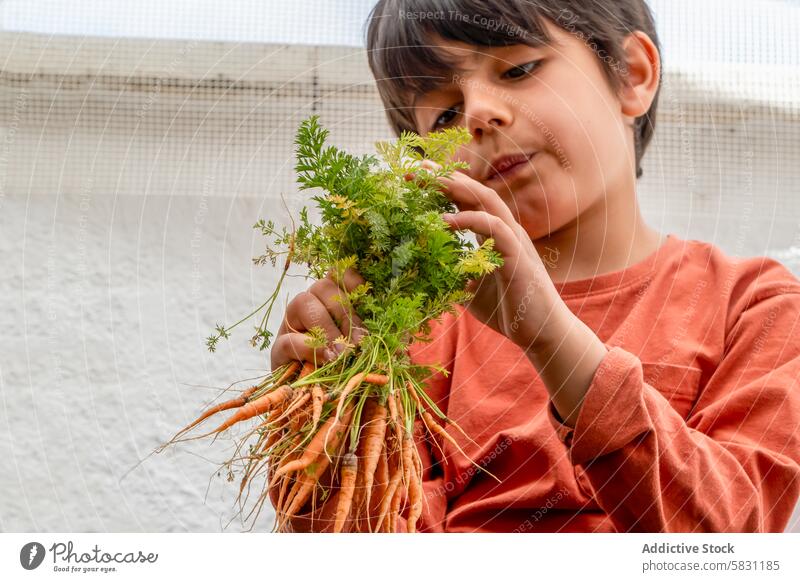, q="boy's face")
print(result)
[412,19,637,241]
